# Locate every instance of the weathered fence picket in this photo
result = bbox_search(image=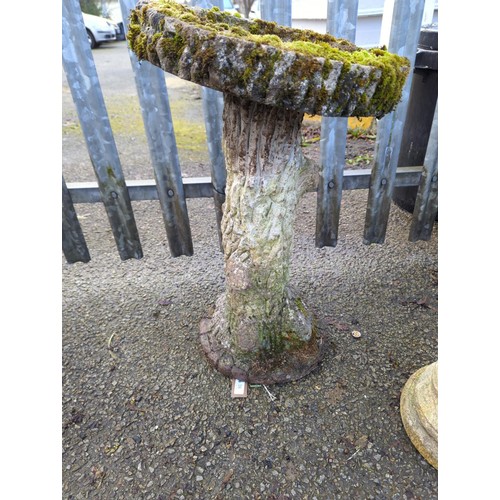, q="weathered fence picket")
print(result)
[62,177,91,264]
[363,0,426,244]
[62,0,437,264]
[261,0,292,26]
[62,0,142,261]
[393,27,438,214]
[191,1,227,246]
[315,0,359,248]
[409,102,438,241]
[119,0,194,257]
[201,87,227,246]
